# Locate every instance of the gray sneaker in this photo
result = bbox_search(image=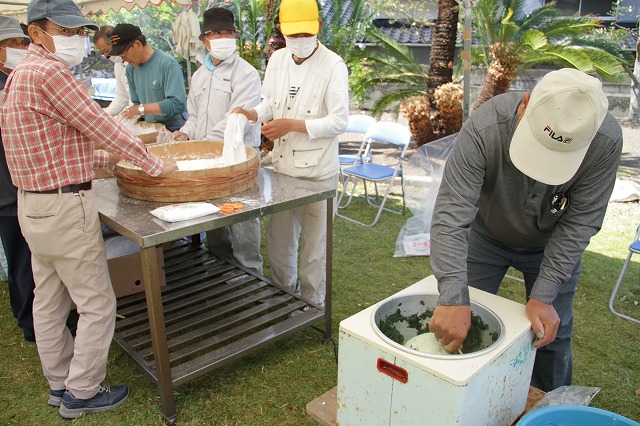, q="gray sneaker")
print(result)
[48,389,65,407]
[58,384,129,419]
